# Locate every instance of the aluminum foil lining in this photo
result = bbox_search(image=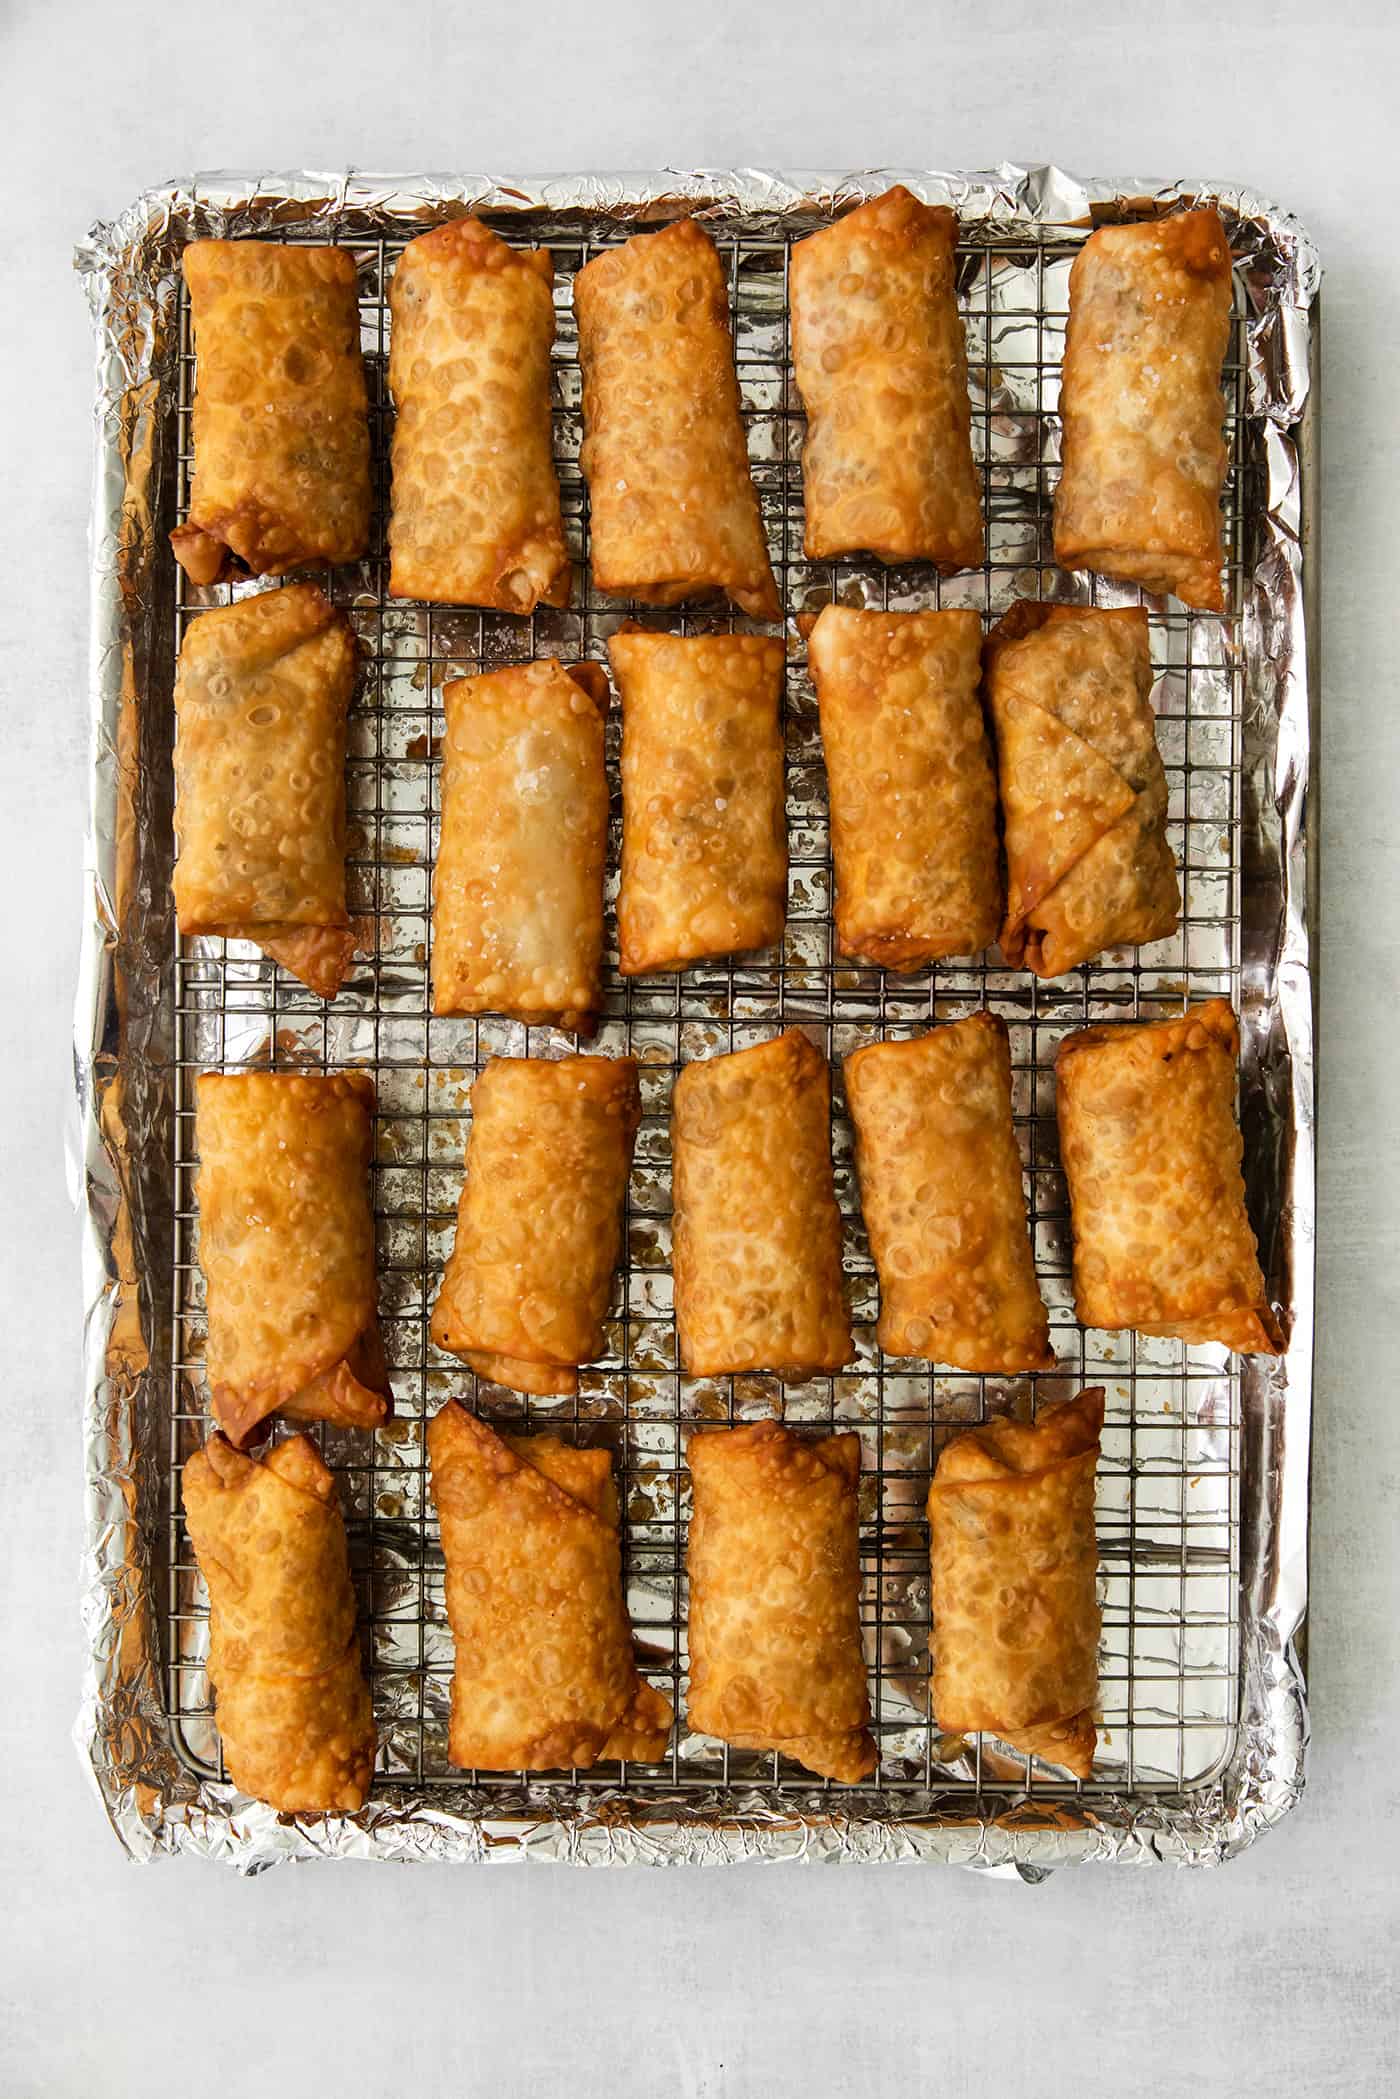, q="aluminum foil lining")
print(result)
[71,166,1319,1874]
